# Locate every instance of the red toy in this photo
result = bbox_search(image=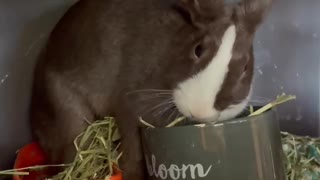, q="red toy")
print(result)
[12,142,122,180]
[13,142,49,180]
